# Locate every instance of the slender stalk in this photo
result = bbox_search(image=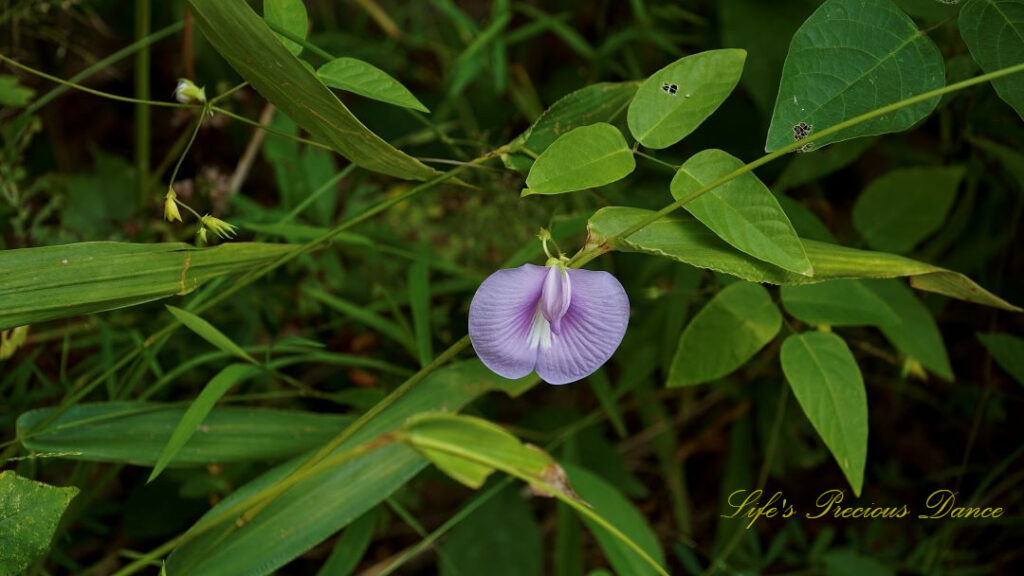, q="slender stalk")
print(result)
[135,0,152,205]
